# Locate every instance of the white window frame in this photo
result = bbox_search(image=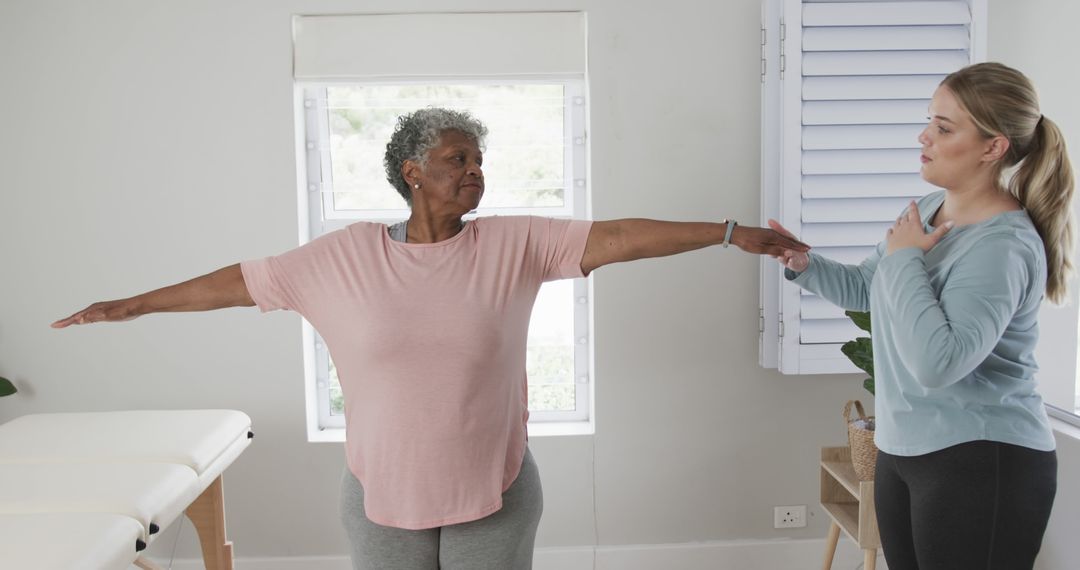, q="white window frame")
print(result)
[294,77,593,438]
[760,0,987,374]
